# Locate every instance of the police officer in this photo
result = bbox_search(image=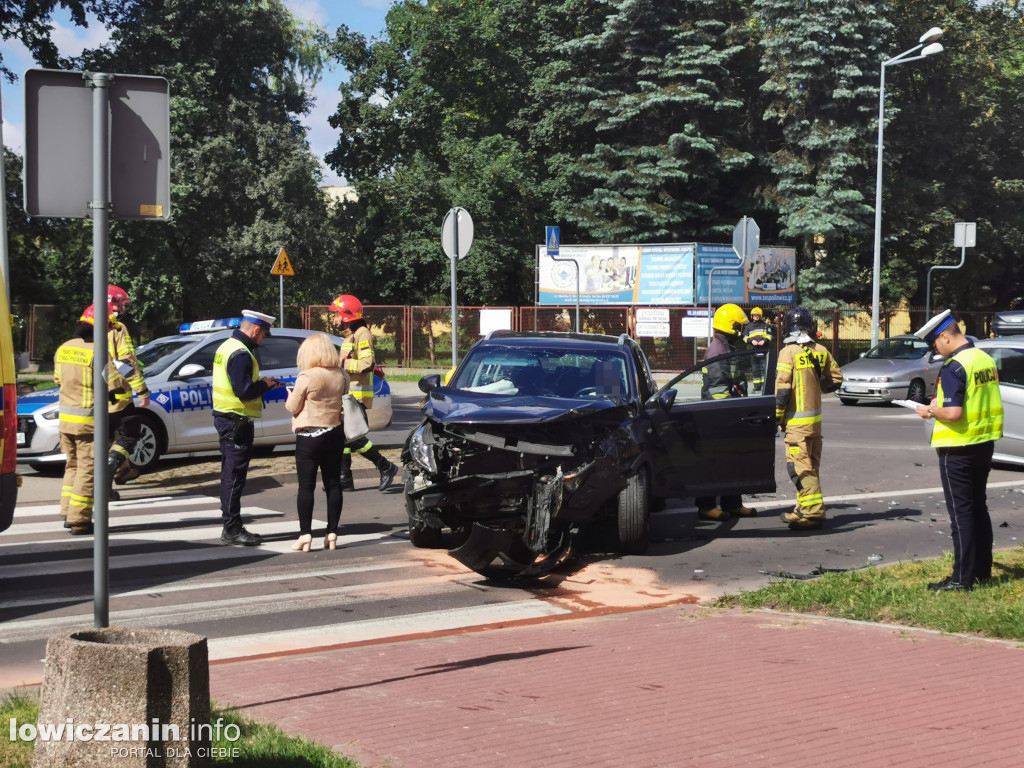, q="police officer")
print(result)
[914,309,1003,591]
[330,295,398,492]
[213,310,282,546]
[696,303,757,521]
[104,286,150,497]
[54,317,97,535]
[776,307,843,530]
